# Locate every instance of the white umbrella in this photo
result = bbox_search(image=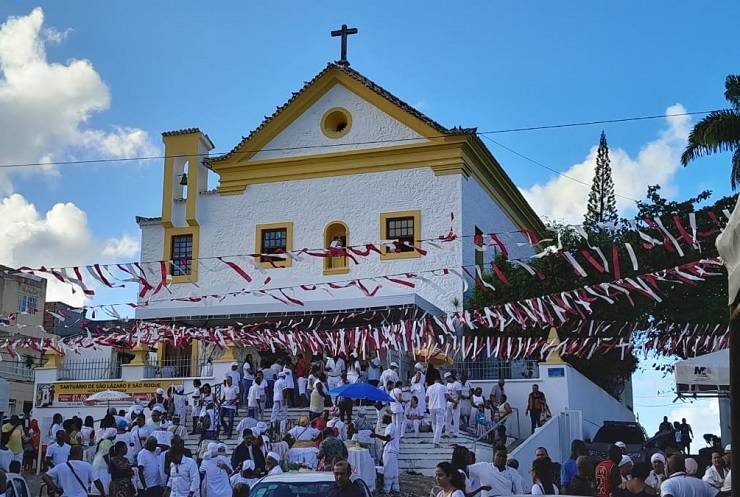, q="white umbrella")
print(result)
[84,390,132,406]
